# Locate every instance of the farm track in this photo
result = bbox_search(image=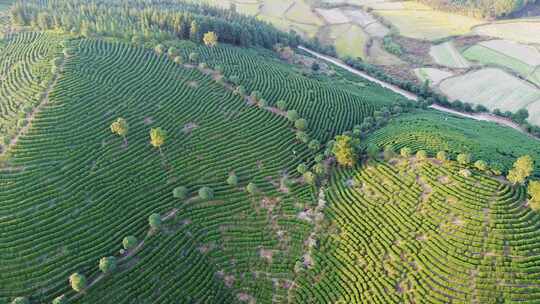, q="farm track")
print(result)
[299,46,539,140]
